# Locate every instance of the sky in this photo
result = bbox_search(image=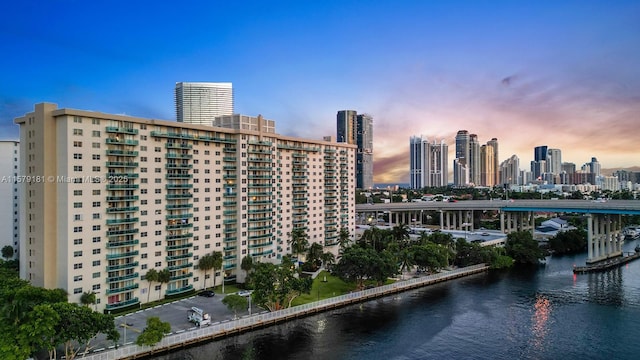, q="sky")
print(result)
[1,0,639,183]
